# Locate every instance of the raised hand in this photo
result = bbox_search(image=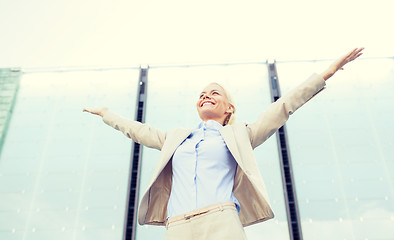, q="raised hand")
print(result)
[82,107,108,117]
[322,47,364,80]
